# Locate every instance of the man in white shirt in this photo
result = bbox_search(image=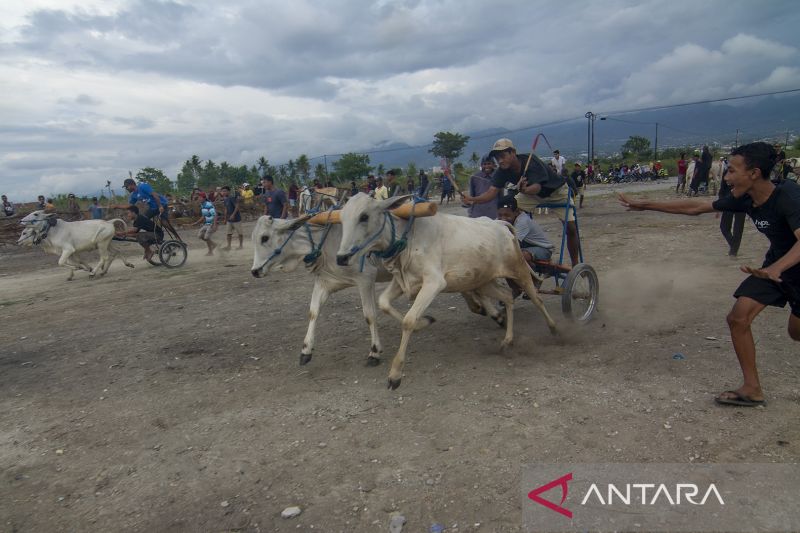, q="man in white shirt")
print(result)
[551,150,567,175]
